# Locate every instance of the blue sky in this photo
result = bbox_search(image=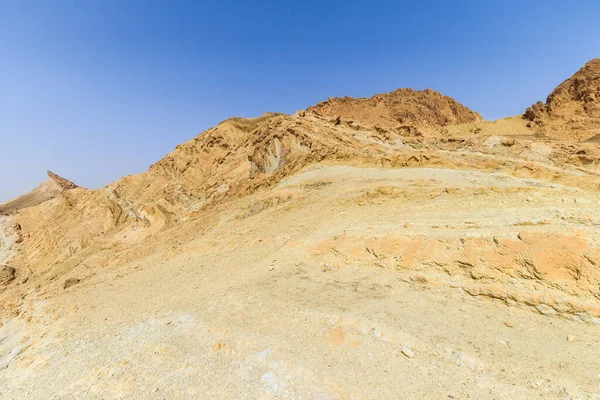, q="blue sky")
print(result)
[1,0,599,202]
